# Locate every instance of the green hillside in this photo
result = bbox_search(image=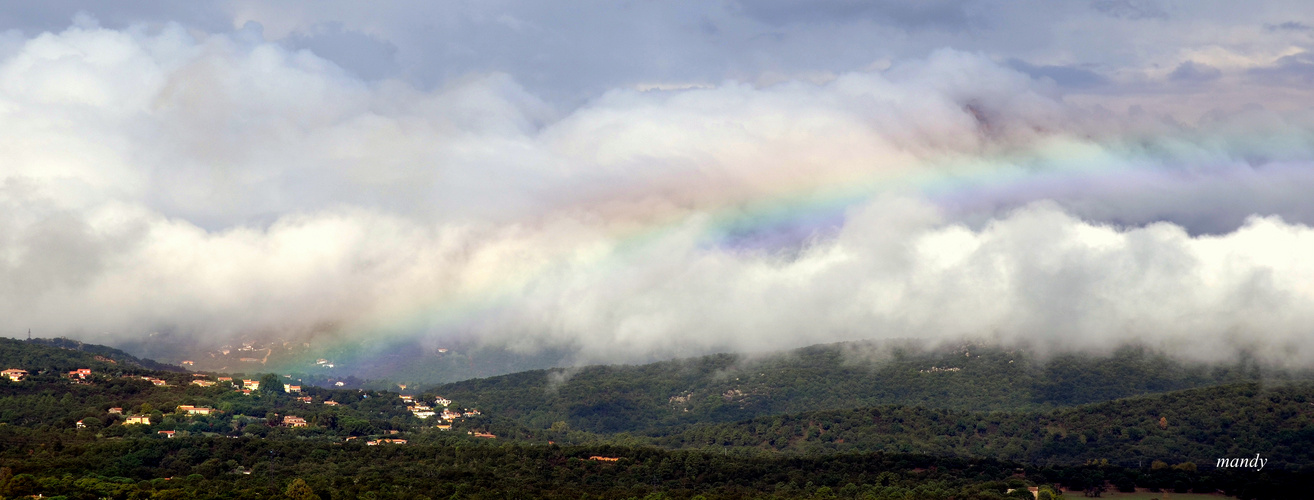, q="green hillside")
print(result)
[429,342,1278,435]
[655,382,1314,468]
[2,337,1312,499]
